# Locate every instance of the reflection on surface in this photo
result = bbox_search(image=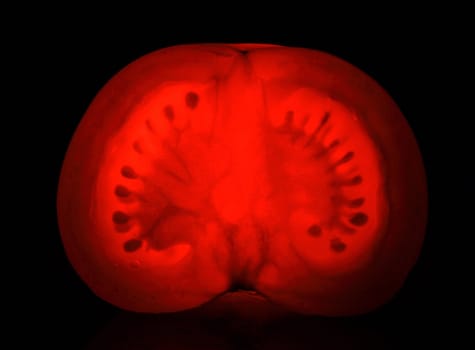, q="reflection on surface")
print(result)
[85,293,419,350]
